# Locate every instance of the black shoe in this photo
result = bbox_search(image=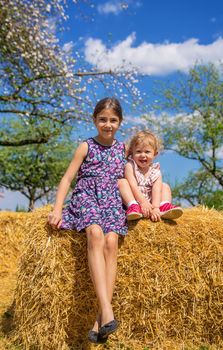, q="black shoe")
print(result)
[99,319,119,338]
[88,330,108,344]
